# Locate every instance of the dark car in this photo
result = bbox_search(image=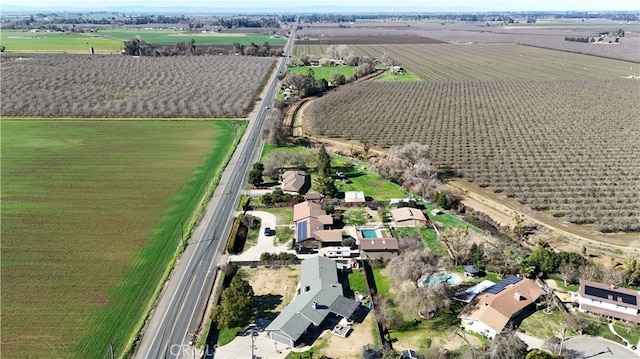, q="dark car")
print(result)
[264,227,276,236]
[295,247,310,254]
